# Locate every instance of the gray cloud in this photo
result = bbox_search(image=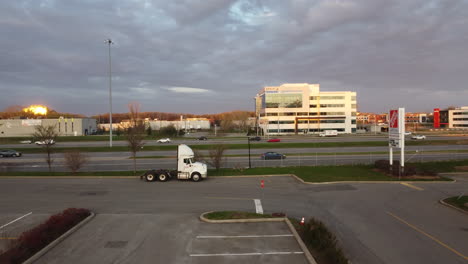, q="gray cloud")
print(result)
[0,0,467,115]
